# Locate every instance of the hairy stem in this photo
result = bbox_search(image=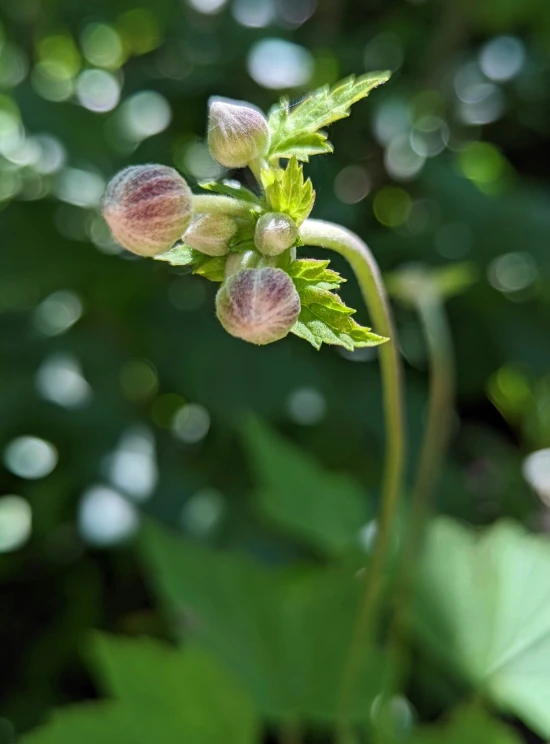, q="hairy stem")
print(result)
[299,219,406,734]
[248,156,269,183]
[192,194,260,218]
